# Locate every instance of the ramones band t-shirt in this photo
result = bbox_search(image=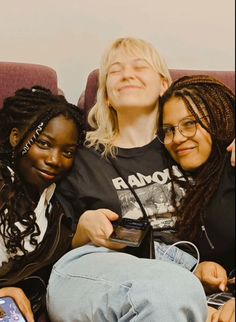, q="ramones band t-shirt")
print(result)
[59,138,184,231]
[58,138,235,272]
